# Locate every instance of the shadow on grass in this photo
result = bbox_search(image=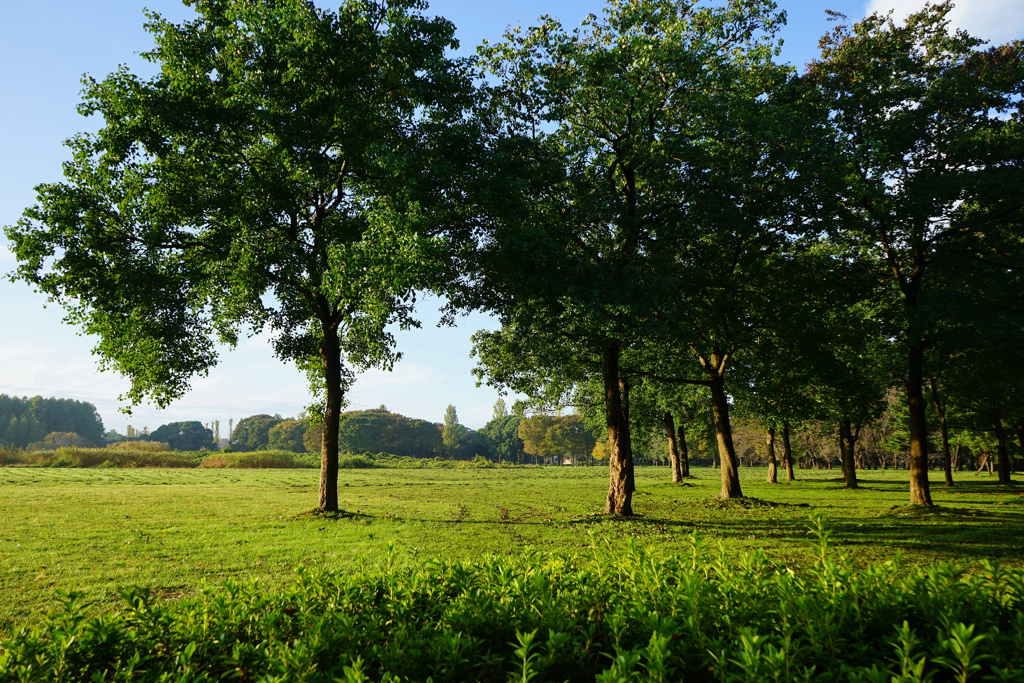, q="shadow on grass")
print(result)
[294,488,1024,564]
[298,509,373,522]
